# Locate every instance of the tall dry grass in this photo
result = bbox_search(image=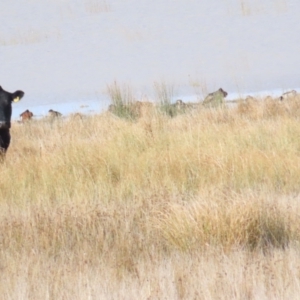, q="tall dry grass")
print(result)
[2,96,300,298]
